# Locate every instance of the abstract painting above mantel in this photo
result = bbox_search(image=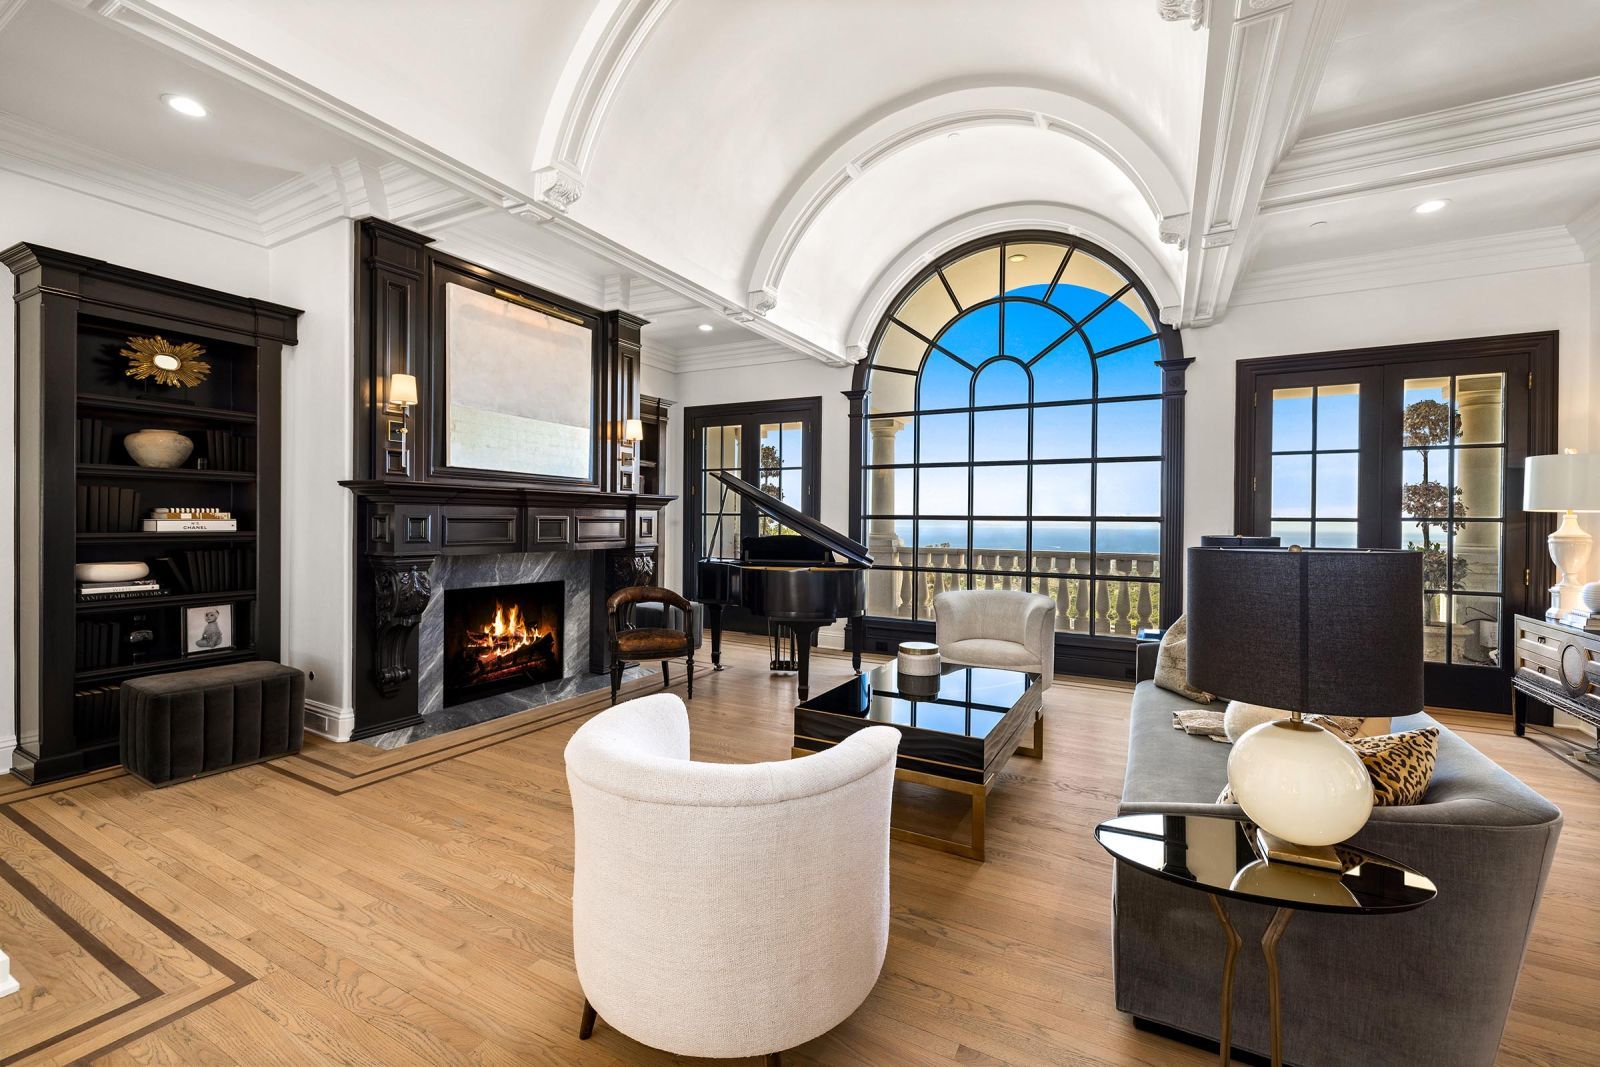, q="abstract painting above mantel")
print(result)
[444,283,593,481]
